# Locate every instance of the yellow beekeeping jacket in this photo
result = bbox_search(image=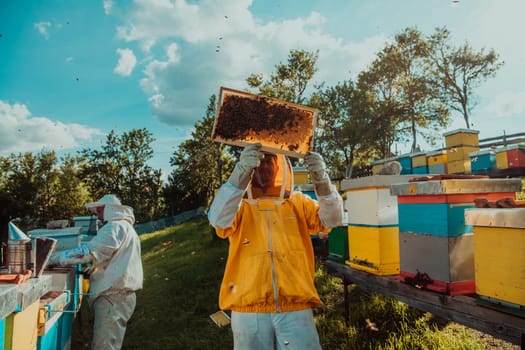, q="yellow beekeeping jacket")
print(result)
[209,154,342,313]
